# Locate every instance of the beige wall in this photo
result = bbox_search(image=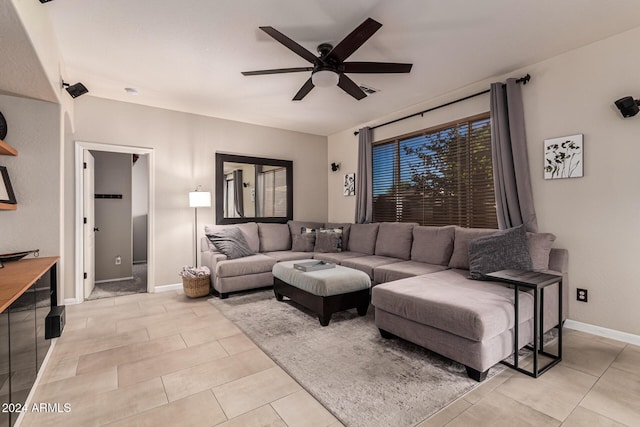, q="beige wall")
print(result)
[329,27,640,335]
[0,94,61,261]
[65,96,328,298]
